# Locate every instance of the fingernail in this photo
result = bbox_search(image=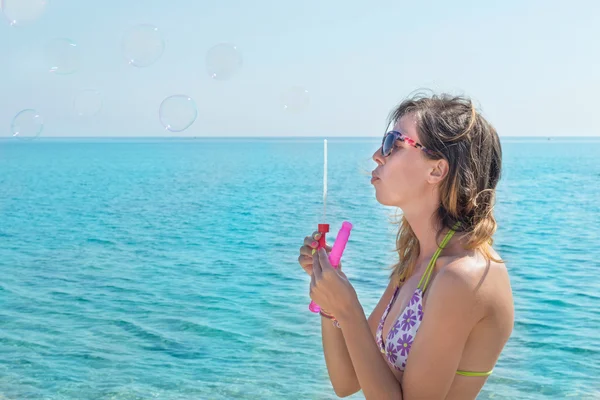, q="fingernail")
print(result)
[311,241,318,248]
[311,249,316,255]
[314,233,322,240]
